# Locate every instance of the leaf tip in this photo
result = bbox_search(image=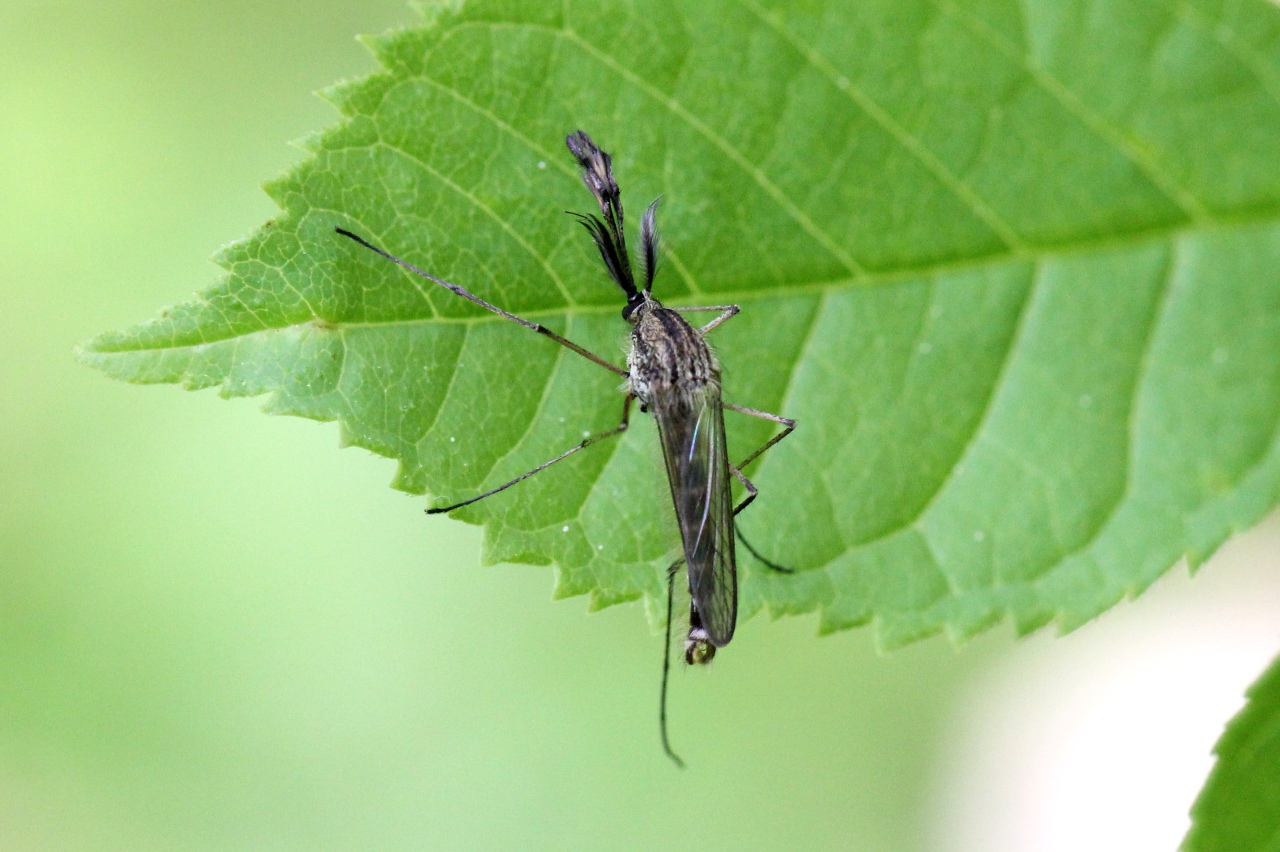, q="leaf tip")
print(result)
[71,340,103,368]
